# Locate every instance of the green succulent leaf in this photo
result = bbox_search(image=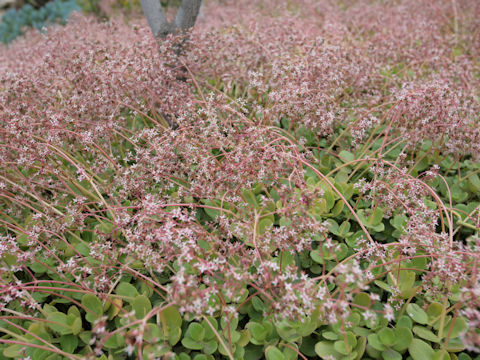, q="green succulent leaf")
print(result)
[426,302,444,320]
[144,324,163,342]
[331,199,345,217]
[444,317,468,339]
[367,333,386,351]
[247,322,268,342]
[378,328,396,347]
[203,340,218,355]
[244,344,265,360]
[67,314,82,336]
[413,326,440,343]
[115,282,138,299]
[265,346,286,360]
[161,306,182,329]
[407,304,429,325]
[336,220,352,238]
[323,331,339,341]
[237,329,252,347]
[310,249,325,264]
[353,292,371,308]
[282,343,299,360]
[382,348,402,360]
[315,341,342,359]
[339,150,355,163]
[357,208,384,231]
[432,349,451,360]
[396,316,413,329]
[354,336,366,360]
[78,331,92,345]
[3,344,24,358]
[202,317,218,340]
[46,312,72,335]
[397,270,416,292]
[252,296,266,312]
[132,295,152,319]
[104,332,125,349]
[181,336,203,350]
[392,326,413,352]
[408,339,435,360]
[193,355,208,360]
[276,322,301,342]
[186,322,205,342]
[445,337,465,352]
[81,294,103,323]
